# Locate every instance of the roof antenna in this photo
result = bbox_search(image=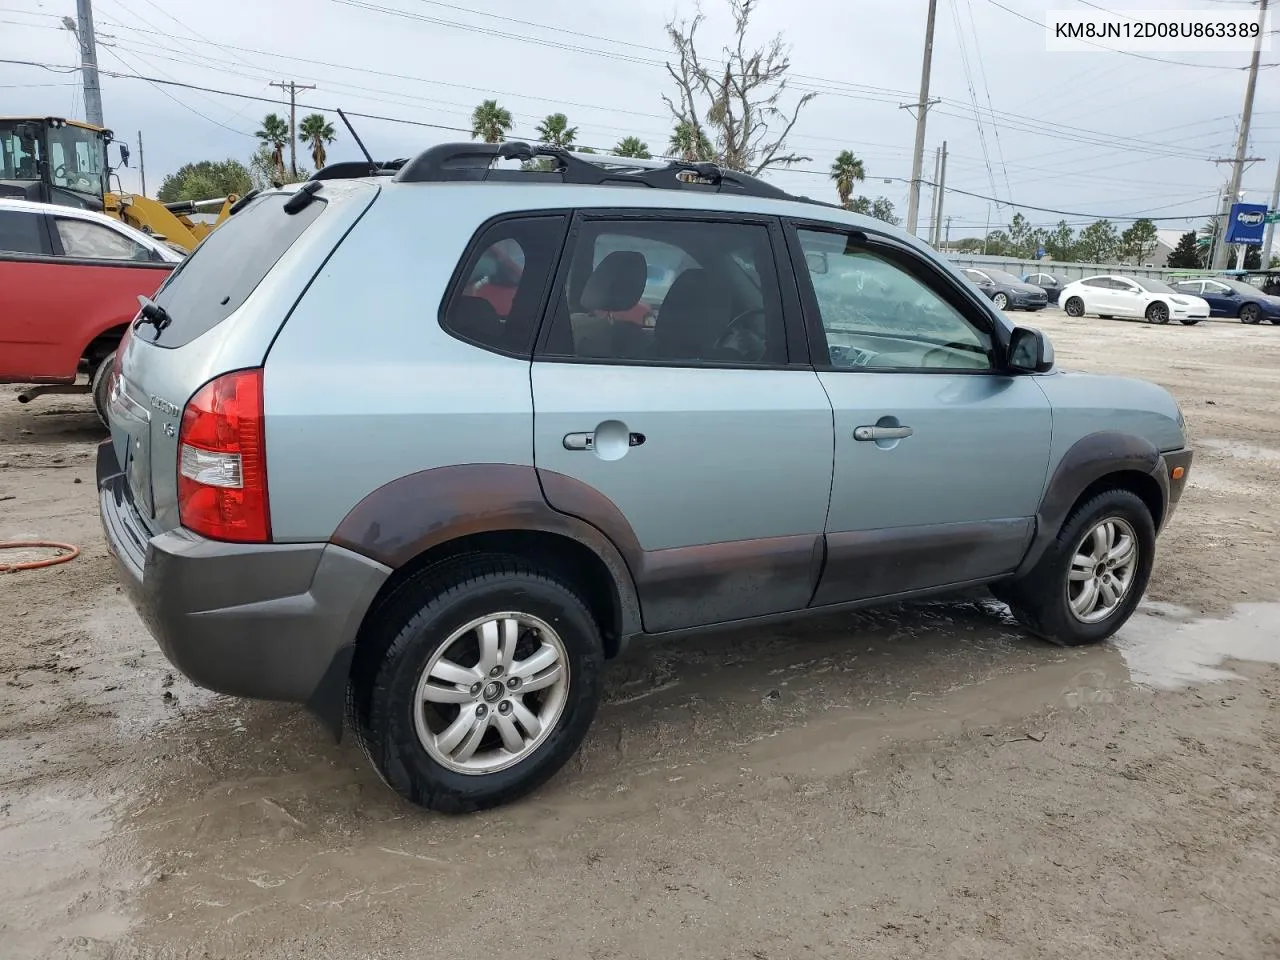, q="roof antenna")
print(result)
[337,108,376,171]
